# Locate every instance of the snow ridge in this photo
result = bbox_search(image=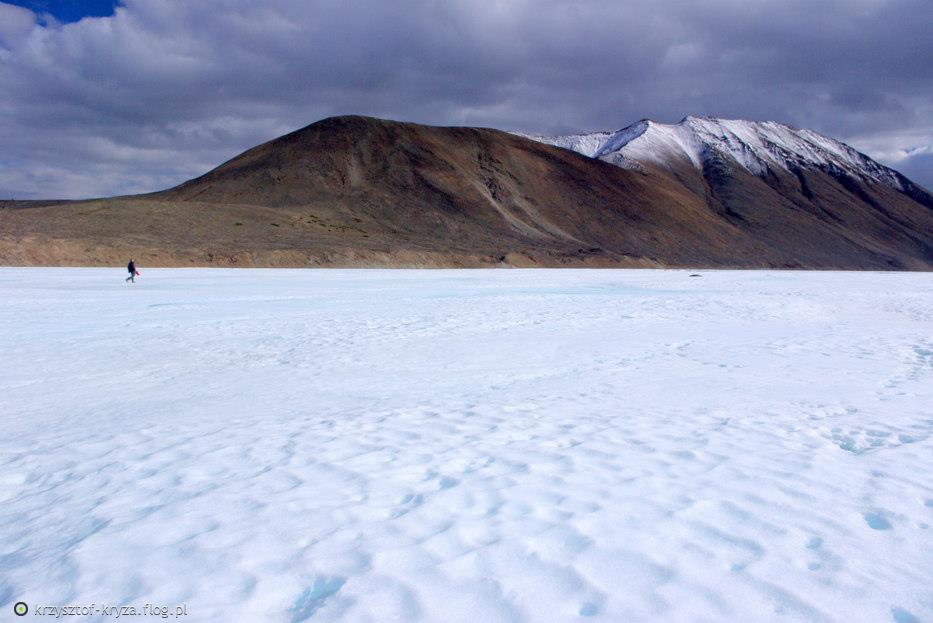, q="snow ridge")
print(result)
[520,117,905,190]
